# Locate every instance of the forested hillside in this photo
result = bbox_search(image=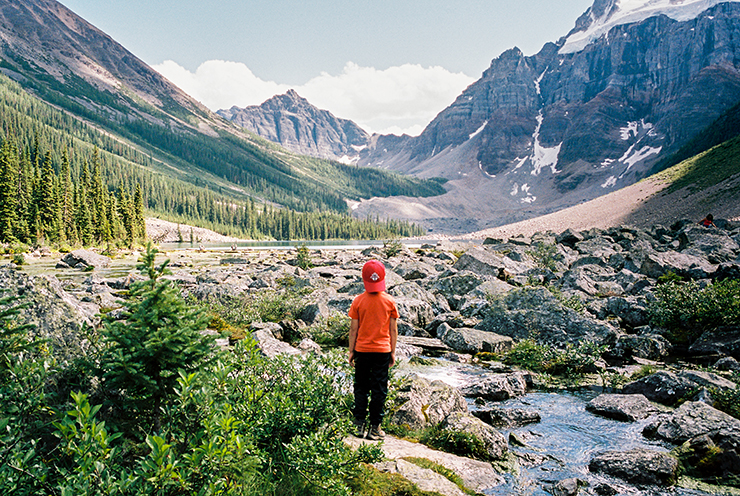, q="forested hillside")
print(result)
[0,74,426,244]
